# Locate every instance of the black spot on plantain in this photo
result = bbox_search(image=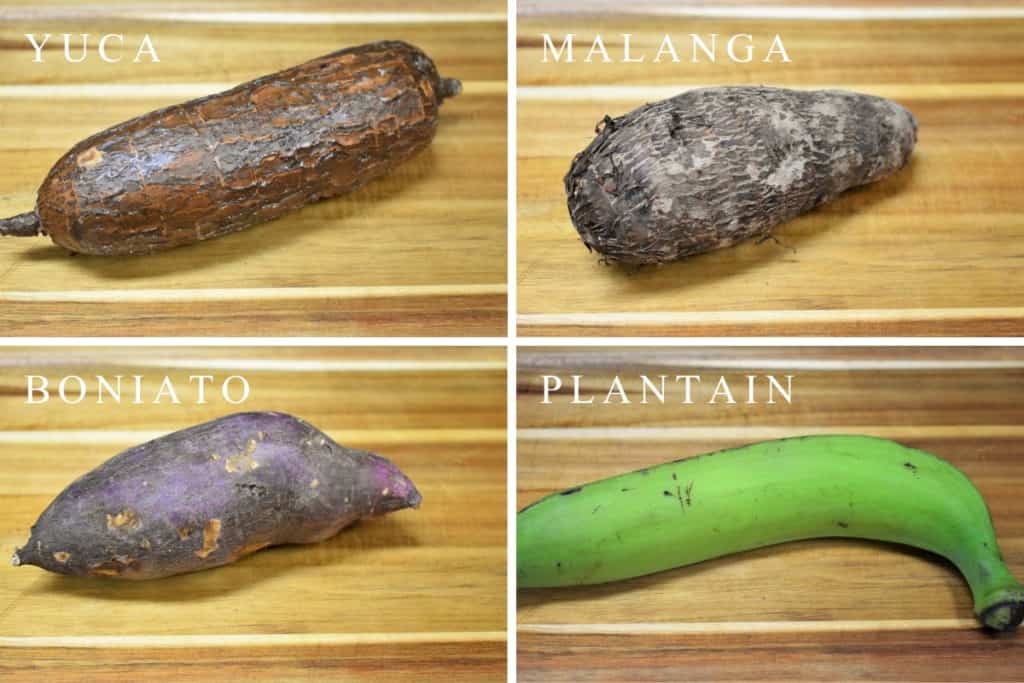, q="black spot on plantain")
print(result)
[903,462,918,473]
[560,486,583,496]
[837,521,849,529]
